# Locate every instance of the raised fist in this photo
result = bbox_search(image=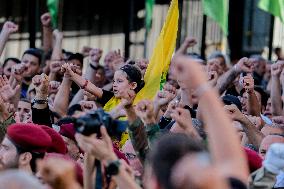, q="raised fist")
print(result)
[41,13,52,27]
